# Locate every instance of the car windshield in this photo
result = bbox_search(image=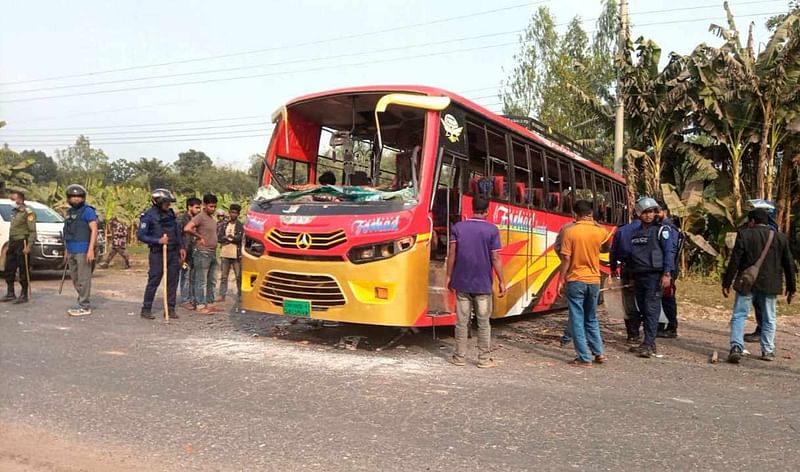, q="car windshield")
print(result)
[0,204,64,223]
